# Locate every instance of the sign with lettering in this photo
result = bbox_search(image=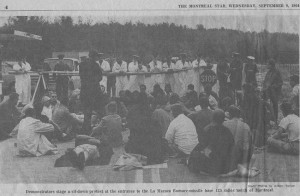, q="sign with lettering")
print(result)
[199,69,217,86]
